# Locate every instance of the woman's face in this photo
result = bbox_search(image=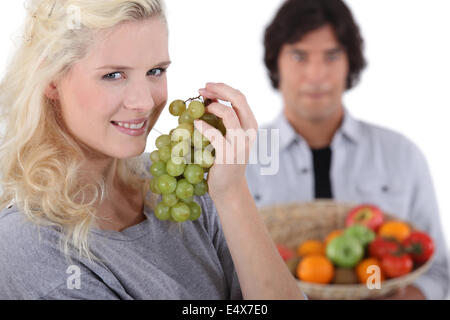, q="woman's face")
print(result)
[56,17,170,159]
